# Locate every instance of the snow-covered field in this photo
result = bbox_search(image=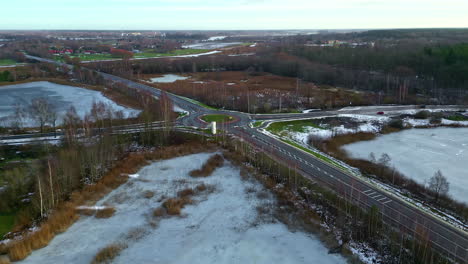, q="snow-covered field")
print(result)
[148,74,189,83]
[0,81,139,127]
[19,153,346,264]
[342,127,468,203]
